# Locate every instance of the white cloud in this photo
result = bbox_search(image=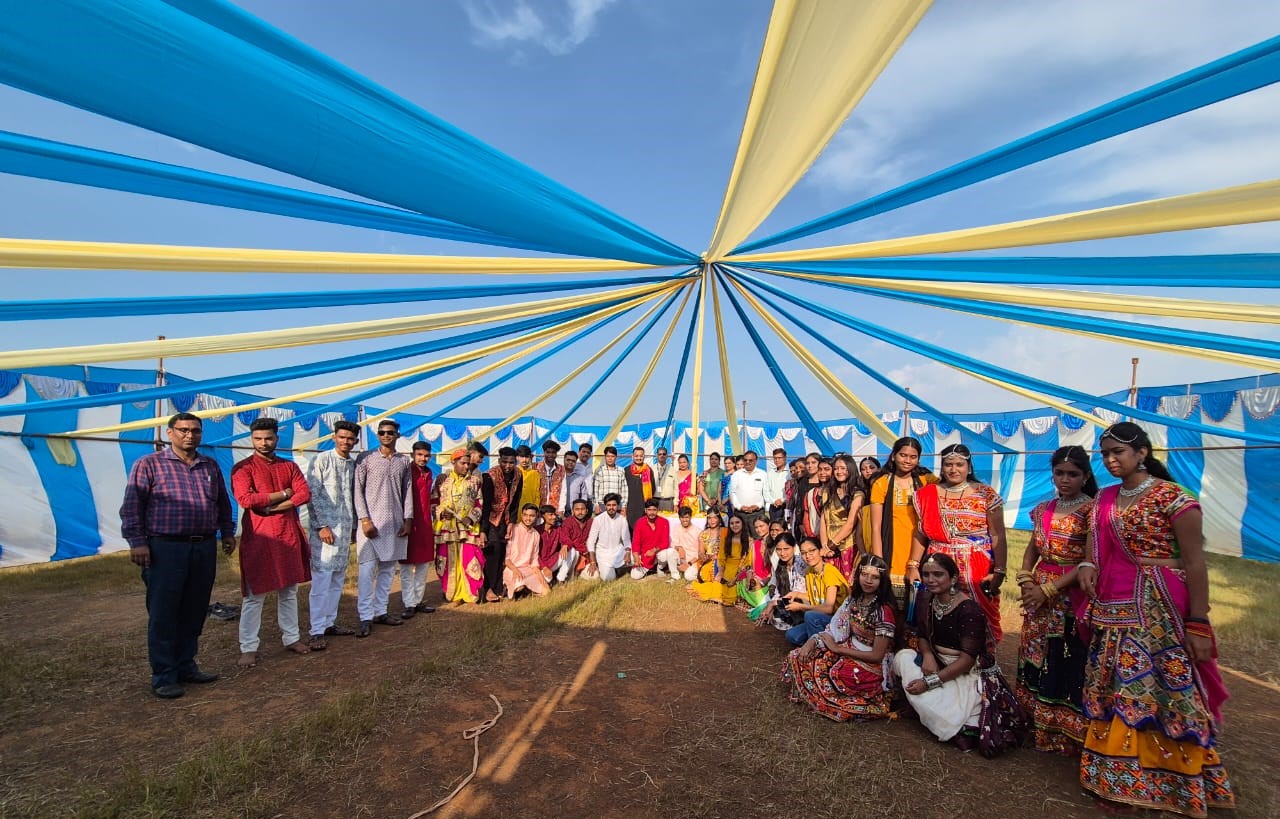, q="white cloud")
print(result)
[806,0,1280,210]
[462,0,617,56]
